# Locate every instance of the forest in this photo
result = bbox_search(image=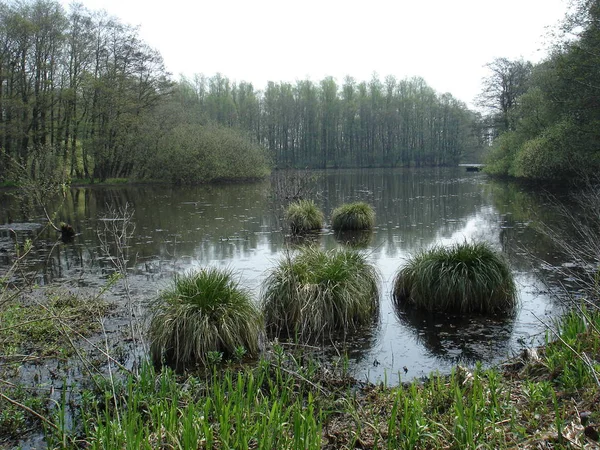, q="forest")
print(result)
[482,0,600,180]
[0,0,481,185]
